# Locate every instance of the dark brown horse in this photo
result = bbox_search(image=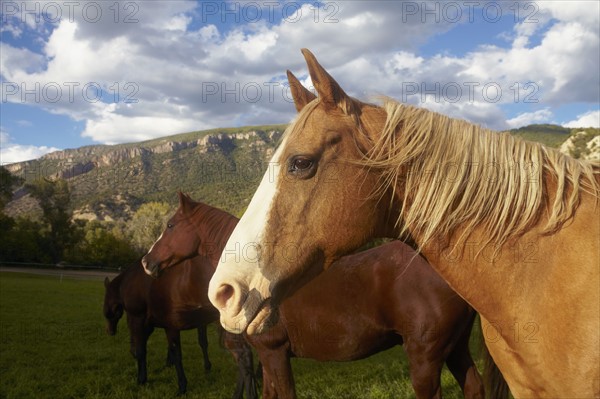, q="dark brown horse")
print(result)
[103,195,257,397]
[141,194,486,398]
[247,241,484,399]
[104,262,215,393]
